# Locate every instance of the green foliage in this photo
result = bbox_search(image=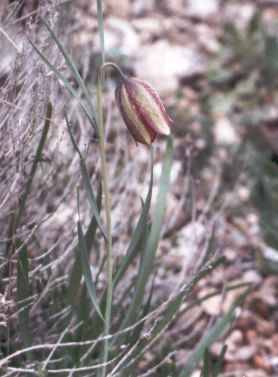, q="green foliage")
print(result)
[201,345,227,377]
[119,138,173,337]
[16,242,32,349]
[180,288,250,377]
[68,184,102,308]
[252,155,278,250]
[65,114,107,239]
[15,102,52,233]
[77,219,104,321]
